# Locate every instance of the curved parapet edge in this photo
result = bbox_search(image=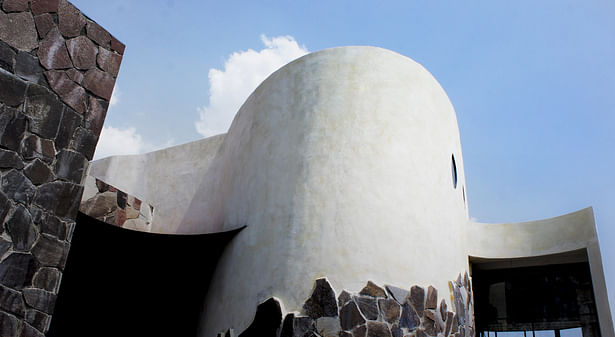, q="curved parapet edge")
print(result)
[466,207,597,259]
[467,207,614,337]
[85,133,228,234]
